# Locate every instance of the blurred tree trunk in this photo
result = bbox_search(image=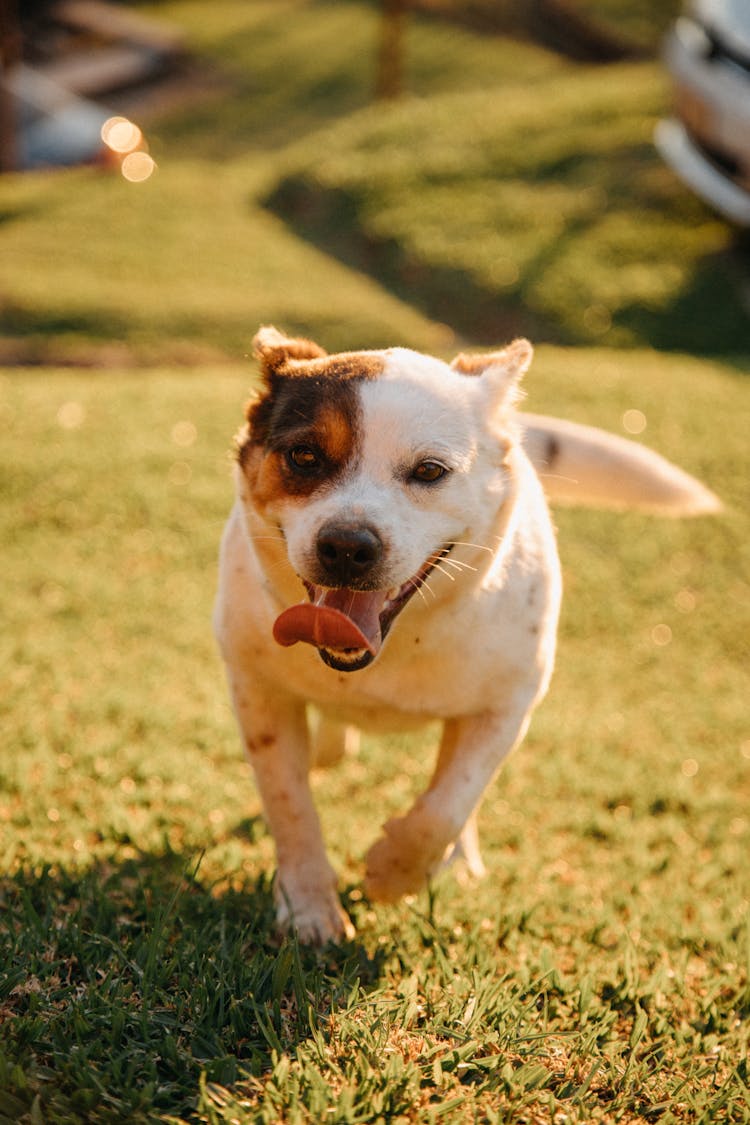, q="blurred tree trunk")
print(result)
[0,0,21,172]
[376,0,407,100]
